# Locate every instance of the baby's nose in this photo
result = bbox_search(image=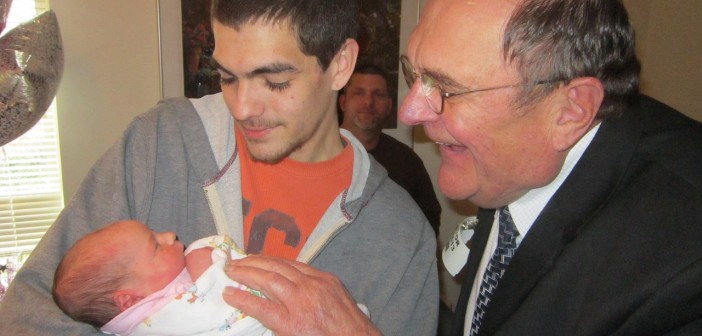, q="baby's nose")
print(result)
[156,231,178,244]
